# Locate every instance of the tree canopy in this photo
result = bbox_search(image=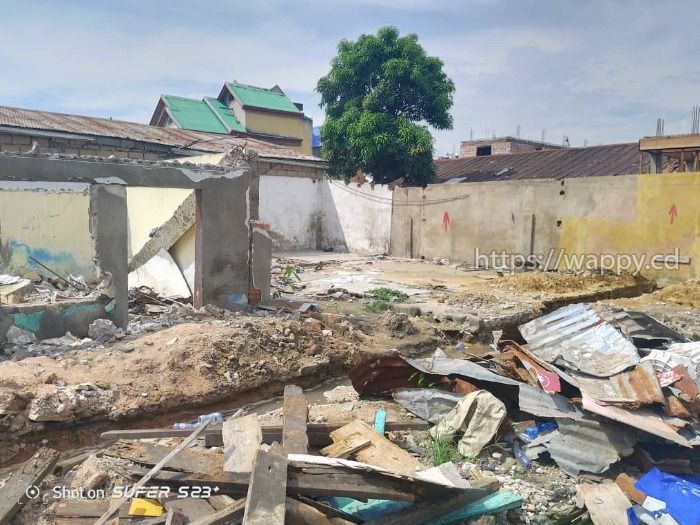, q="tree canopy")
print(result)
[317,27,455,185]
